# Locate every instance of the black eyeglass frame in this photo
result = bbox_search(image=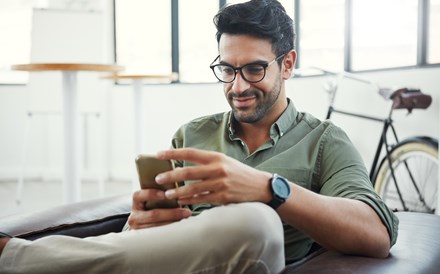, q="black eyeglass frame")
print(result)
[209,54,286,83]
